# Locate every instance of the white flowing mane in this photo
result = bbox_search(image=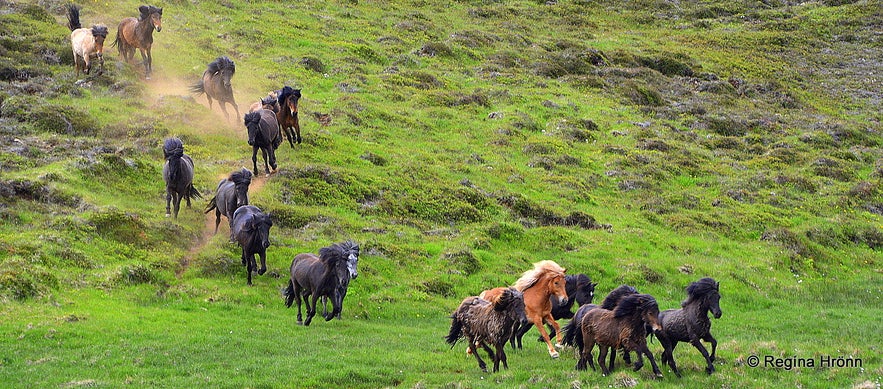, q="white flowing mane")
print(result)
[514,260,566,292]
